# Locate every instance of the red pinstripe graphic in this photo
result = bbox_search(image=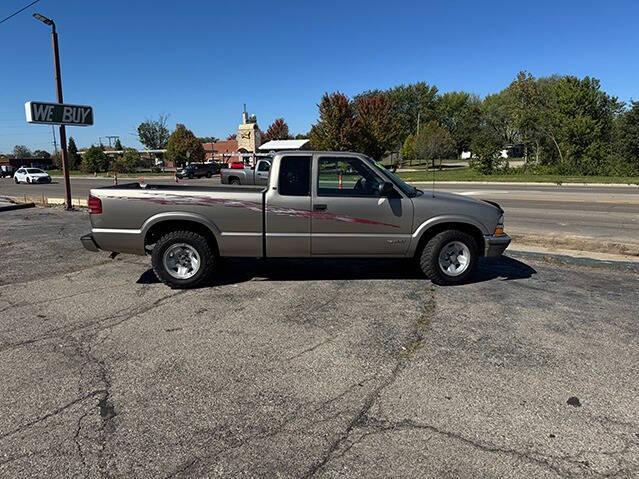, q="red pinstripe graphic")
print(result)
[107,193,400,229]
